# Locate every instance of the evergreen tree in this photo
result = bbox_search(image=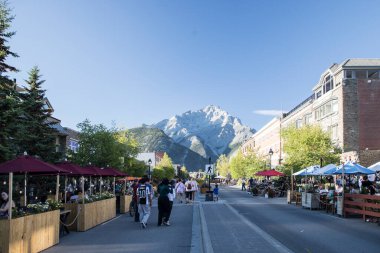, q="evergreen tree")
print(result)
[0,0,22,162]
[20,66,57,161]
